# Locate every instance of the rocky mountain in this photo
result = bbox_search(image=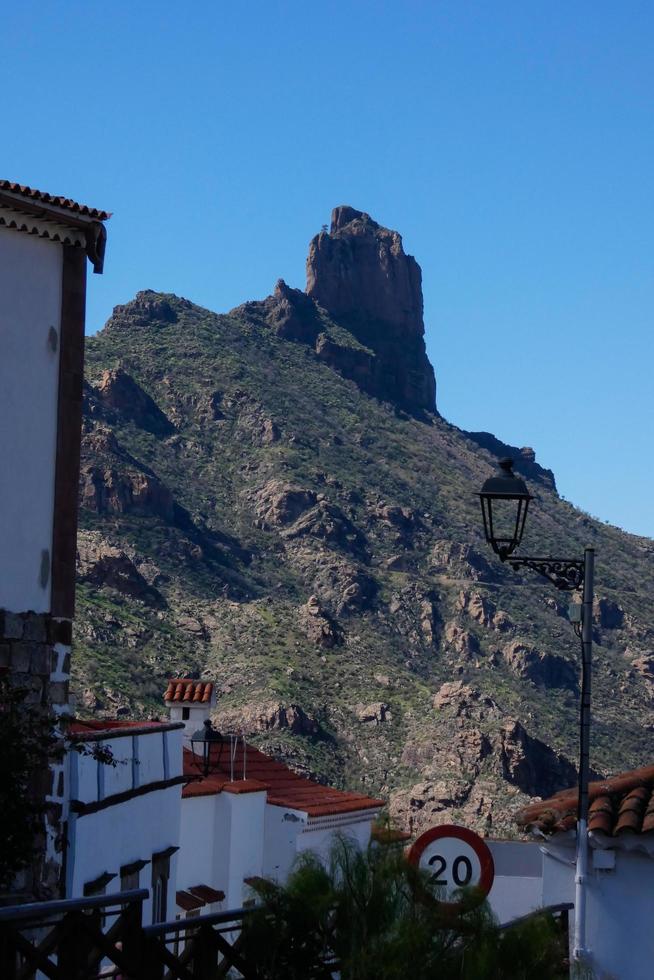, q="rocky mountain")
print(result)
[72,207,654,837]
